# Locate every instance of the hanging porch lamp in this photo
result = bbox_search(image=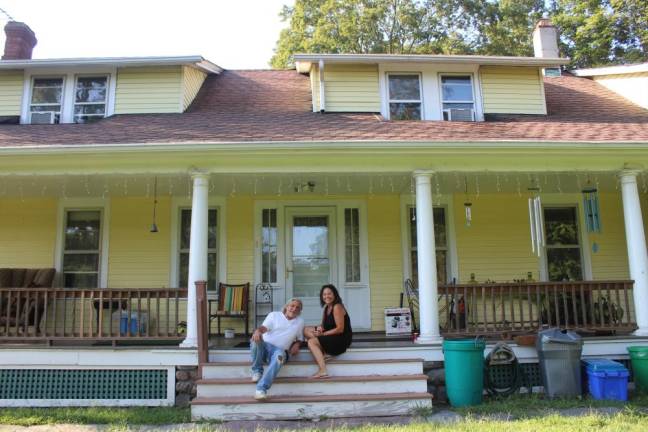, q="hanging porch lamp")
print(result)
[582,183,602,233]
[528,186,544,257]
[150,177,159,233]
[464,176,472,227]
